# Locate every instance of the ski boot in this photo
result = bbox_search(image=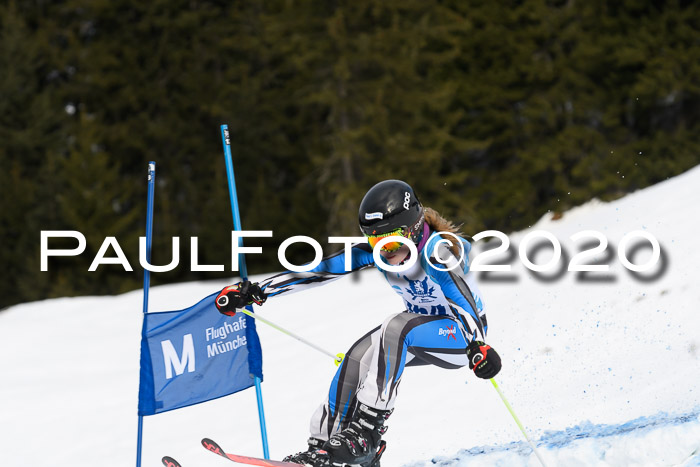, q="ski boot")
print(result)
[323,404,392,466]
[283,437,331,466]
[367,440,387,467]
